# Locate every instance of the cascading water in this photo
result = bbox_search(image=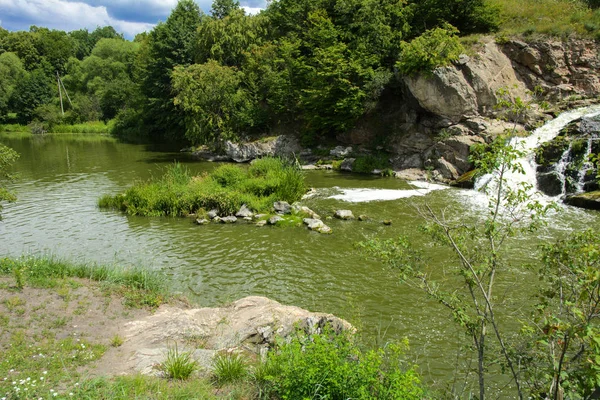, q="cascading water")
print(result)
[473,105,600,201]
